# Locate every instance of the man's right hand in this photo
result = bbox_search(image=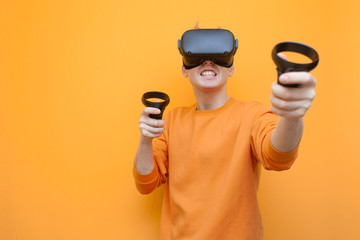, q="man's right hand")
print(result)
[138,107,165,142]
[135,107,164,175]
